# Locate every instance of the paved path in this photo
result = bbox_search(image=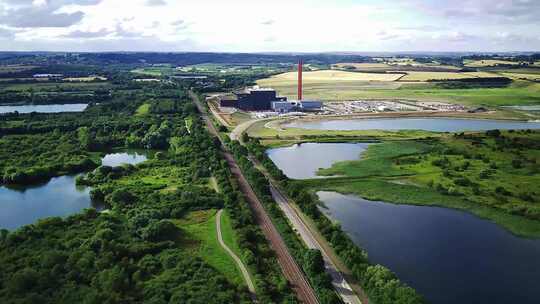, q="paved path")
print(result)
[270,185,366,304]
[230,118,259,141]
[191,91,319,304]
[216,209,257,301]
